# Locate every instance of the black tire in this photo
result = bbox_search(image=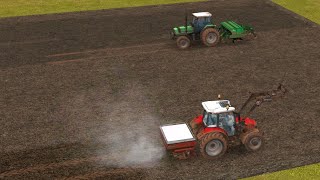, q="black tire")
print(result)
[199,132,228,159]
[241,130,263,152]
[201,28,220,47]
[176,36,191,49]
